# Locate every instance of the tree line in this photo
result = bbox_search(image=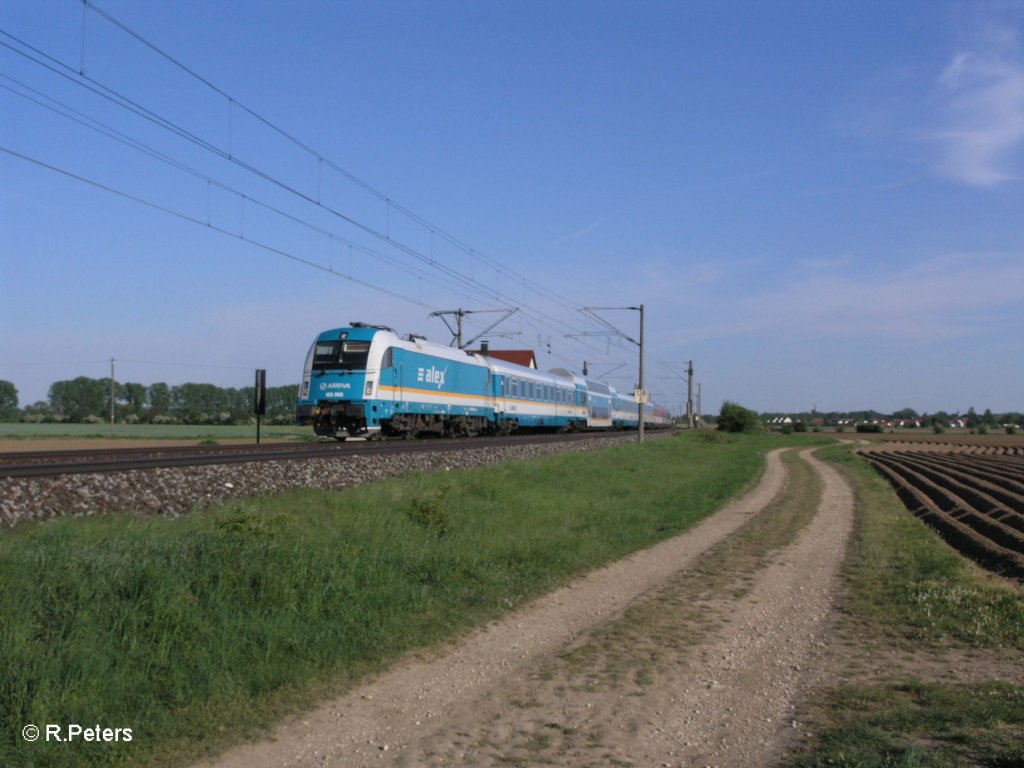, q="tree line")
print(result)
[760,407,1024,429]
[0,378,298,425]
